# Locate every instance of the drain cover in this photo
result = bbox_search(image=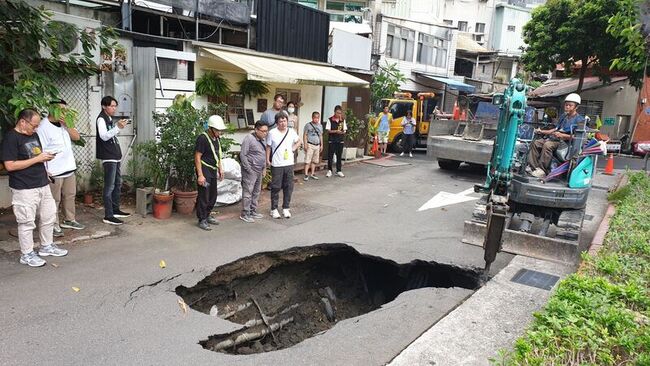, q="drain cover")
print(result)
[584,214,594,221]
[510,269,559,290]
